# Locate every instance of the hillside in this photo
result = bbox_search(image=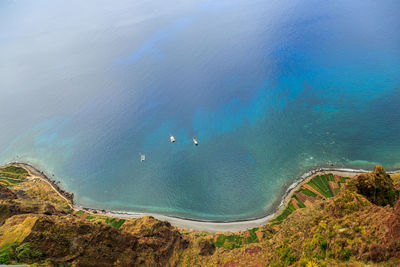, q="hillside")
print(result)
[0,166,188,266]
[0,164,399,266]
